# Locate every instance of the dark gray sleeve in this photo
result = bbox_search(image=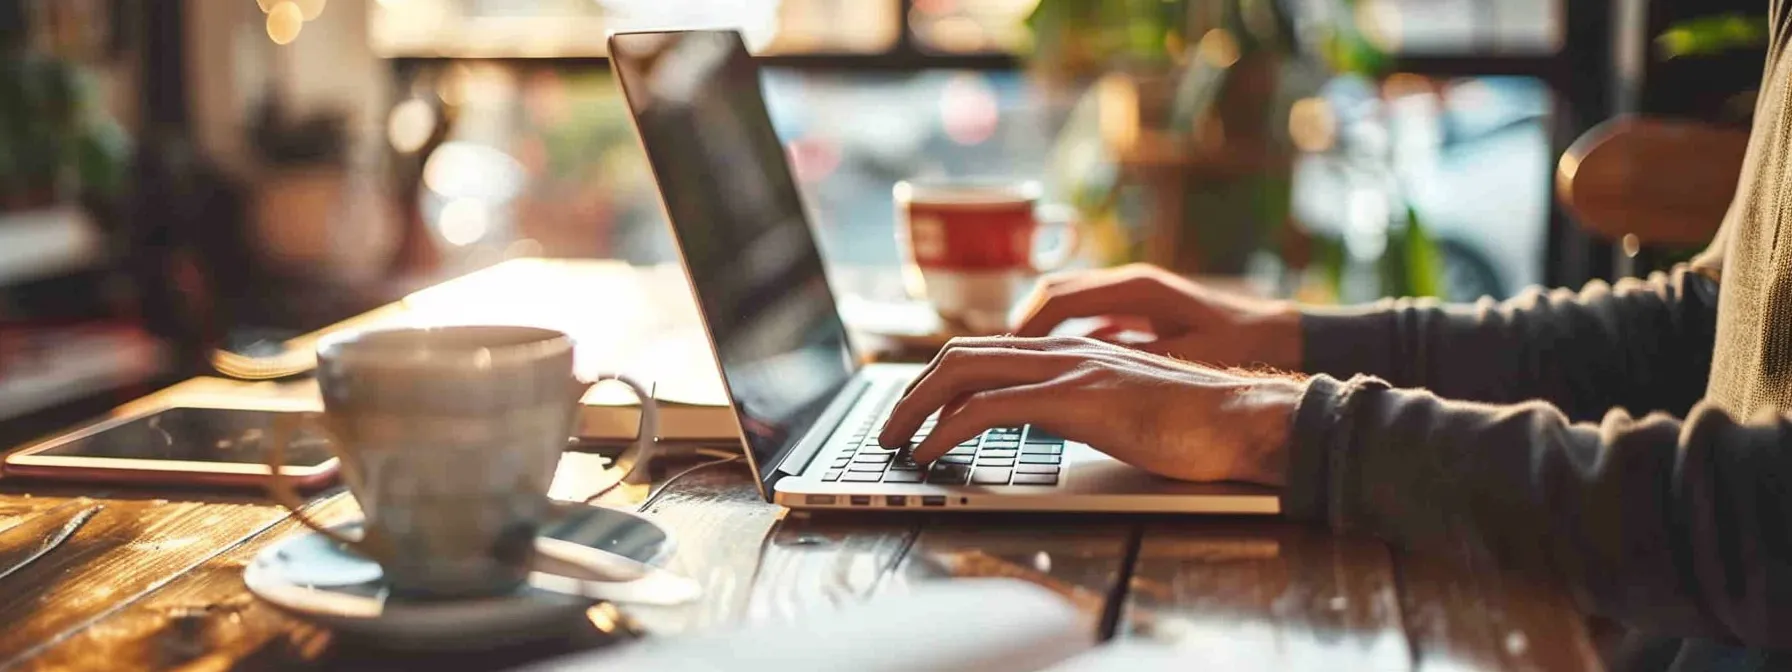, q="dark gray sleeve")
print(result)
[1300,266,1720,421]
[1285,375,1792,647]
